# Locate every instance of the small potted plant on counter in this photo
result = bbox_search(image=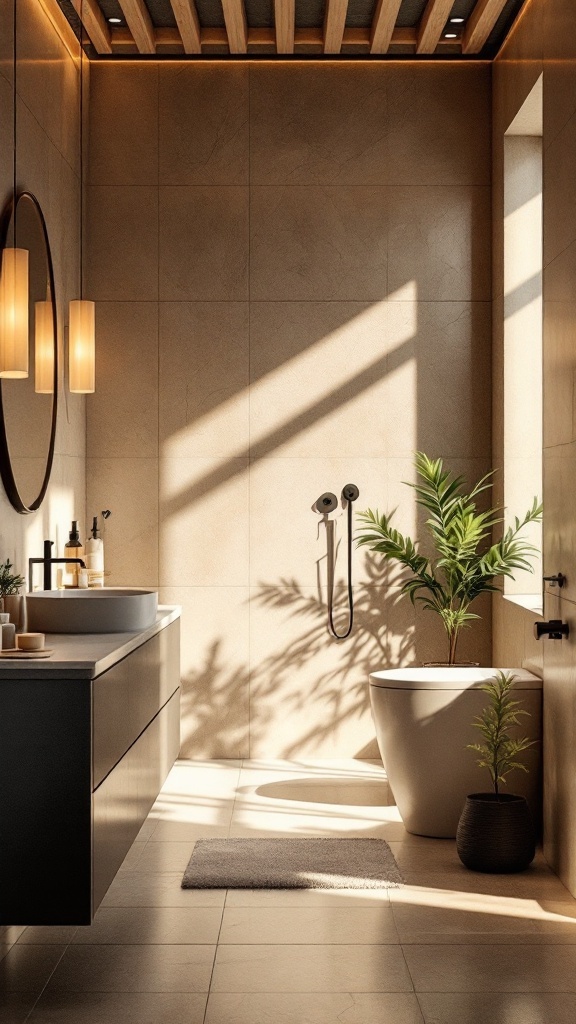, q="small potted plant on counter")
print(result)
[457,670,537,872]
[355,452,543,838]
[0,559,26,631]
